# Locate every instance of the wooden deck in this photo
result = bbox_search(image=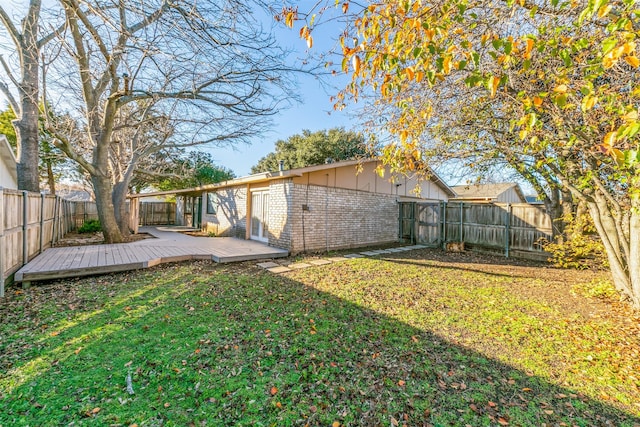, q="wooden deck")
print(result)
[14,226,288,285]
